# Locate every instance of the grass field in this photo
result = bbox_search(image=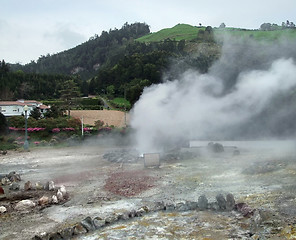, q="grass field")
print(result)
[136,23,296,43]
[137,24,203,42]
